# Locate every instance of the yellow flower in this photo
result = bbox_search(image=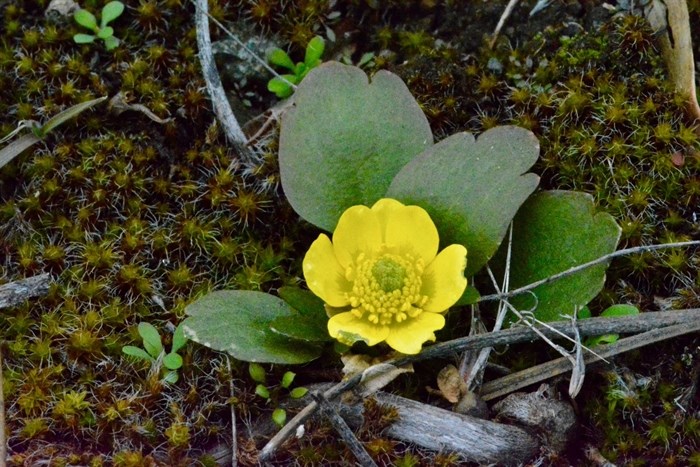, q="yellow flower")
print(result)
[303,198,467,354]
